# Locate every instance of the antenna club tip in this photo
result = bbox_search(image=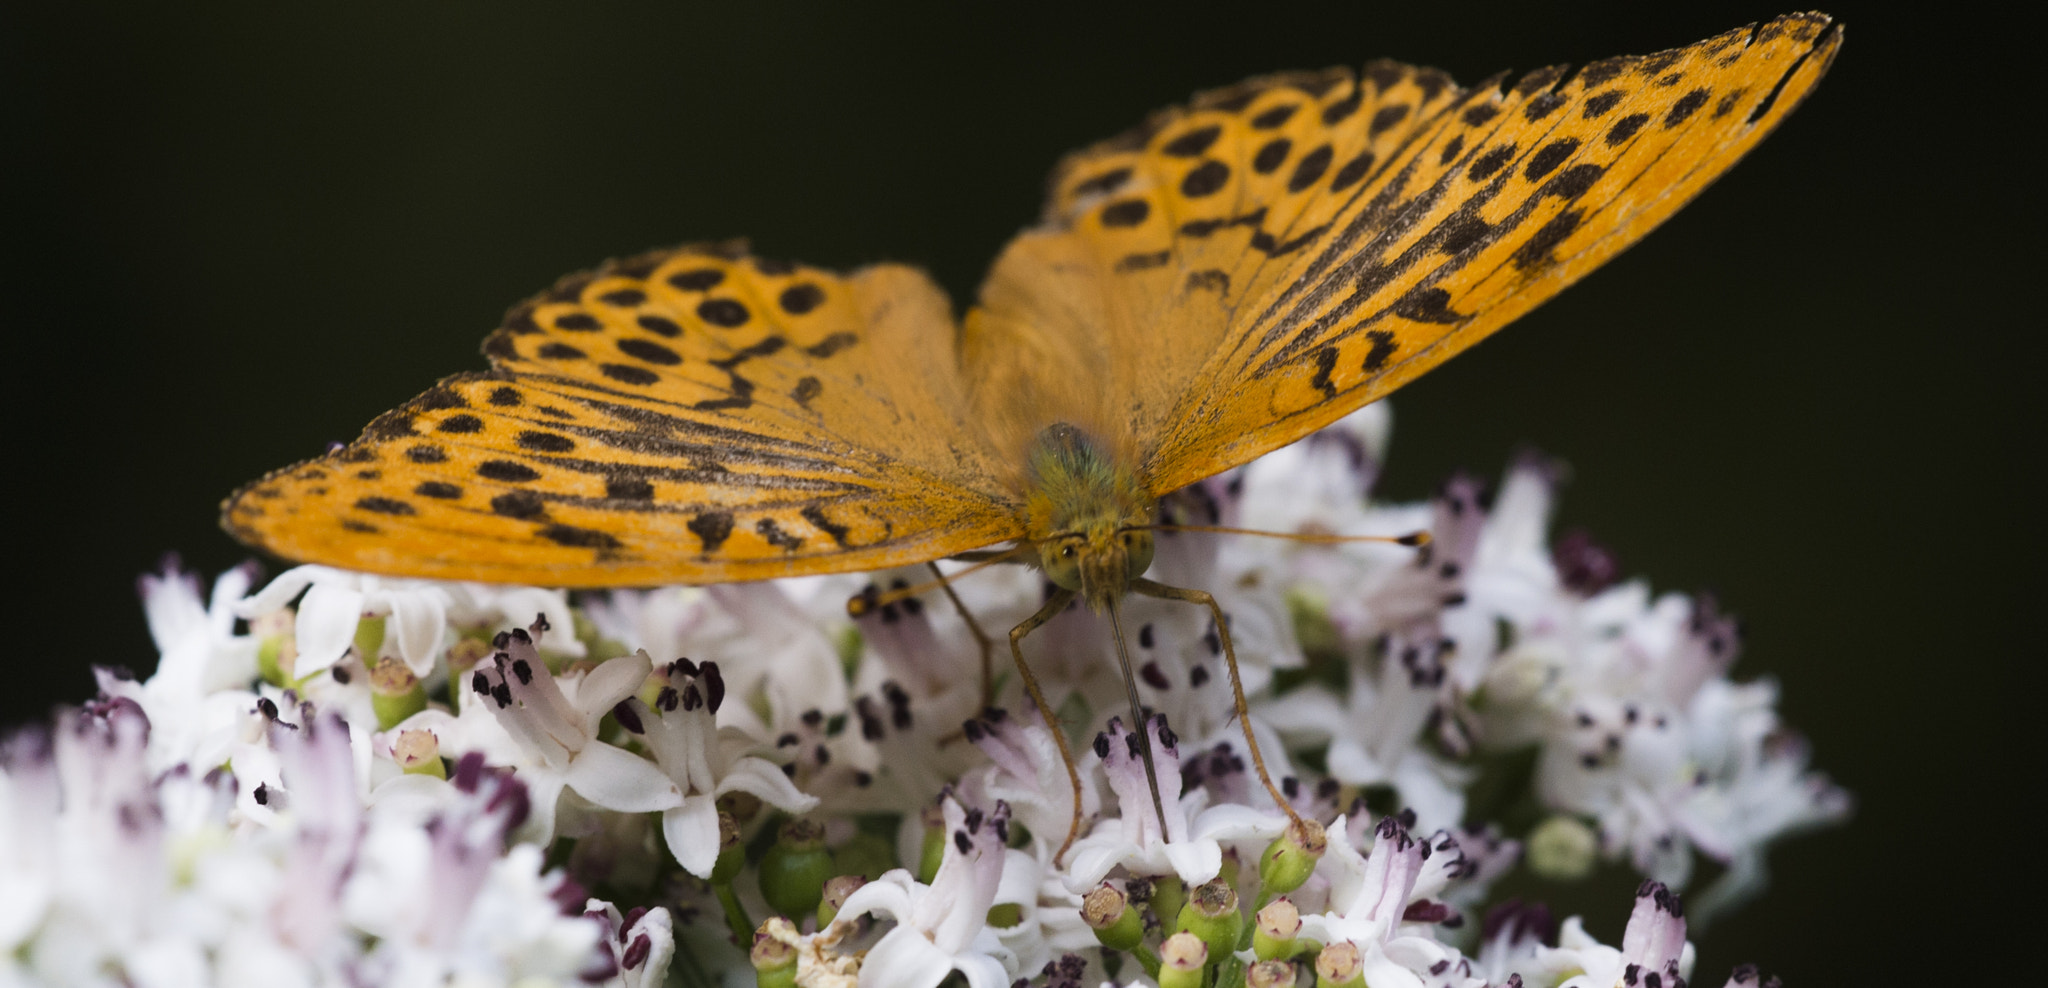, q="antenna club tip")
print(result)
[845,595,872,617]
[1396,531,1432,547]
